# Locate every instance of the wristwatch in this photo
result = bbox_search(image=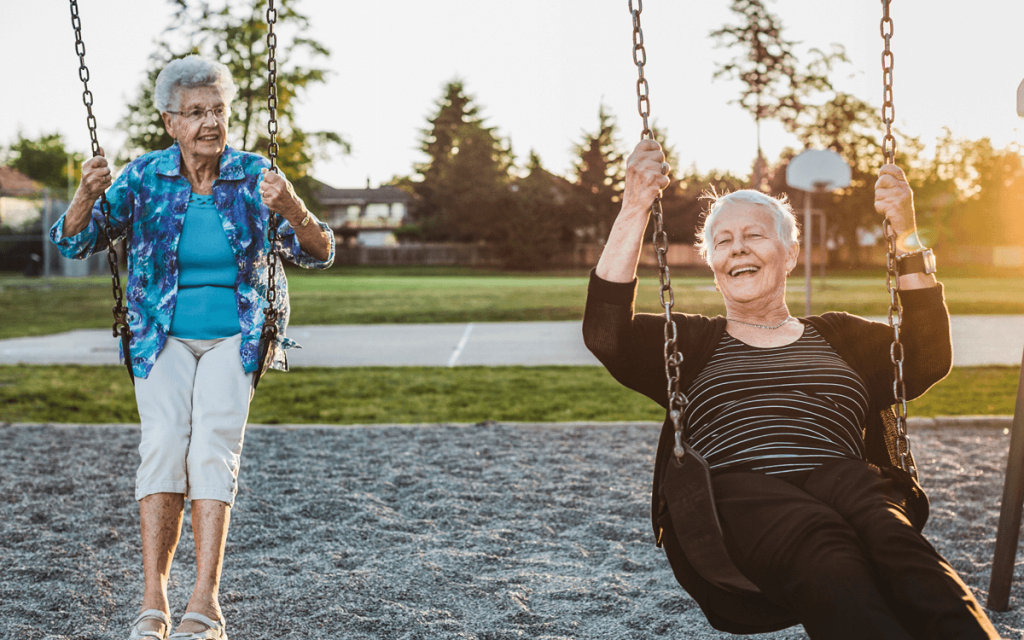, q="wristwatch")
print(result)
[895,248,936,276]
[298,210,313,228]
